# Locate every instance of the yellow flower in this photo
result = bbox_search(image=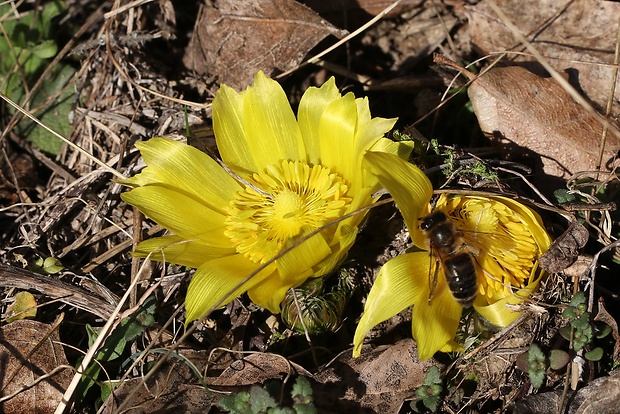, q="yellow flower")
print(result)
[120,72,413,324]
[352,152,552,360]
